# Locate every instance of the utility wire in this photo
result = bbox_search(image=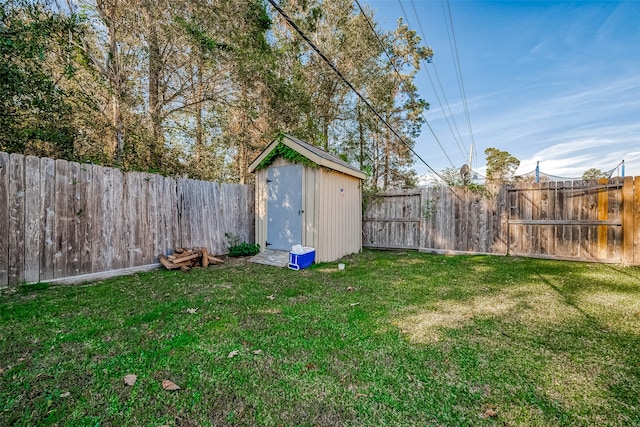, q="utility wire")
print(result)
[406,0,469,162]
[266,0,447,181]
[354,0,456,169]
[442,0,477,166]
